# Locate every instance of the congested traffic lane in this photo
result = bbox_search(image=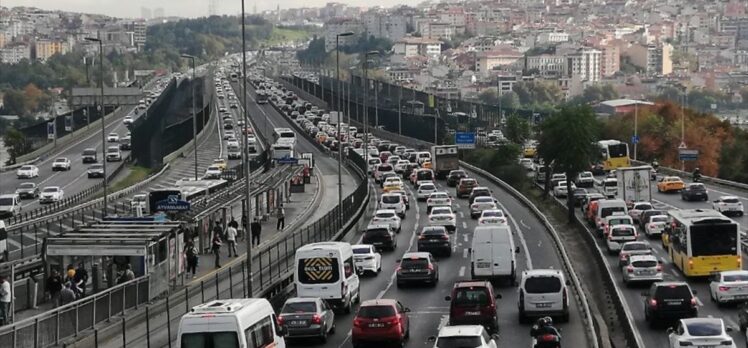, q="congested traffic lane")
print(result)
[309,166,590,348]
[576,176,748,347]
